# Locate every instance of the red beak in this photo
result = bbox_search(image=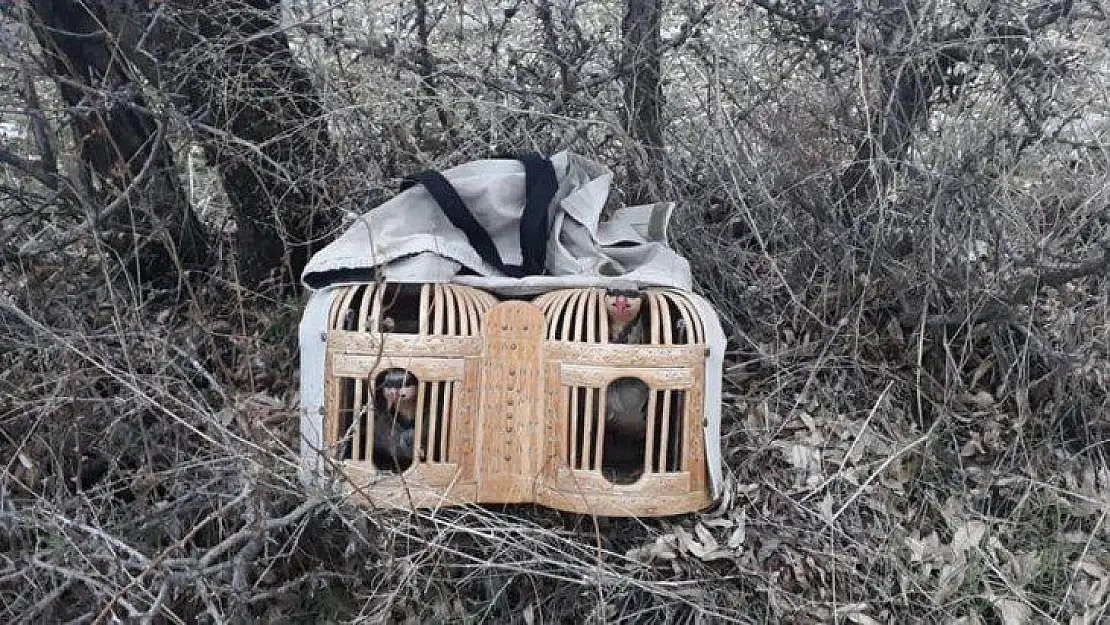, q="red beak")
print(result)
[614,296,630,313]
